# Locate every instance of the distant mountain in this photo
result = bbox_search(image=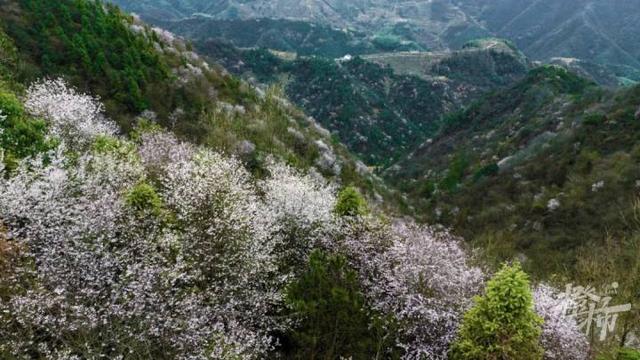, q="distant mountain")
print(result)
[151,17,422,58]
[194,38,529,165]
[463,0,640,82]
[111,0,640,84]
[110,0,488,51]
